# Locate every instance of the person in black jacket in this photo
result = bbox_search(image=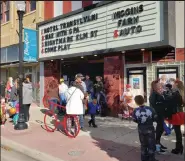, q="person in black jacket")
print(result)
[164,81,184,155]
[94,76,107,117]
[149,80,167,154]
